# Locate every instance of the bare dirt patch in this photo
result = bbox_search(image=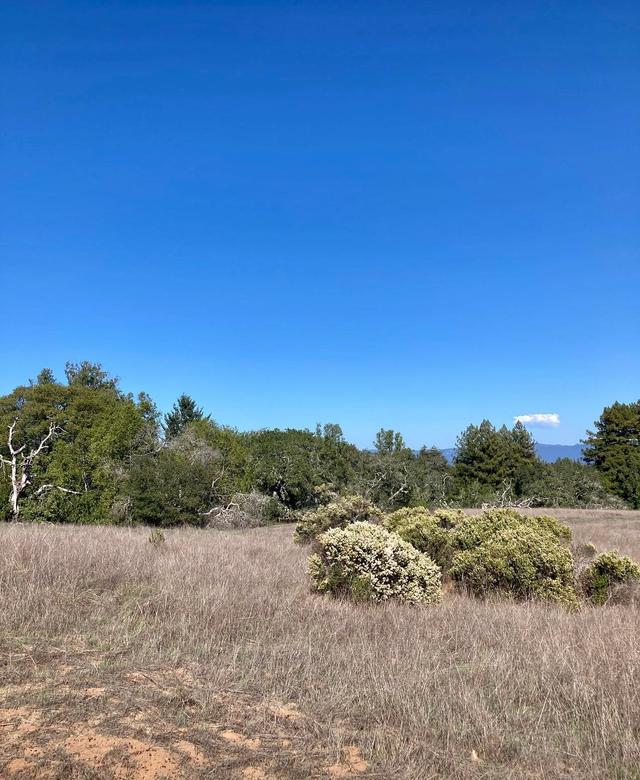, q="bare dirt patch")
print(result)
[265,702,304,722]
[0,658,356,779]
[220,730,262,751]
[242,768,275,780]
[64,731,182,779]
[328,746,368,777]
